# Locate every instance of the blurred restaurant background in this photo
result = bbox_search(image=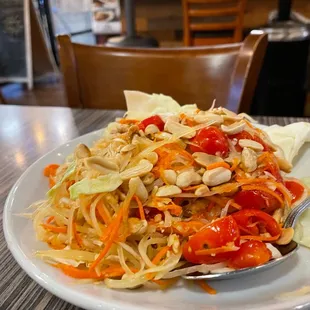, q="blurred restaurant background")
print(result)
[1,0,310,116]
